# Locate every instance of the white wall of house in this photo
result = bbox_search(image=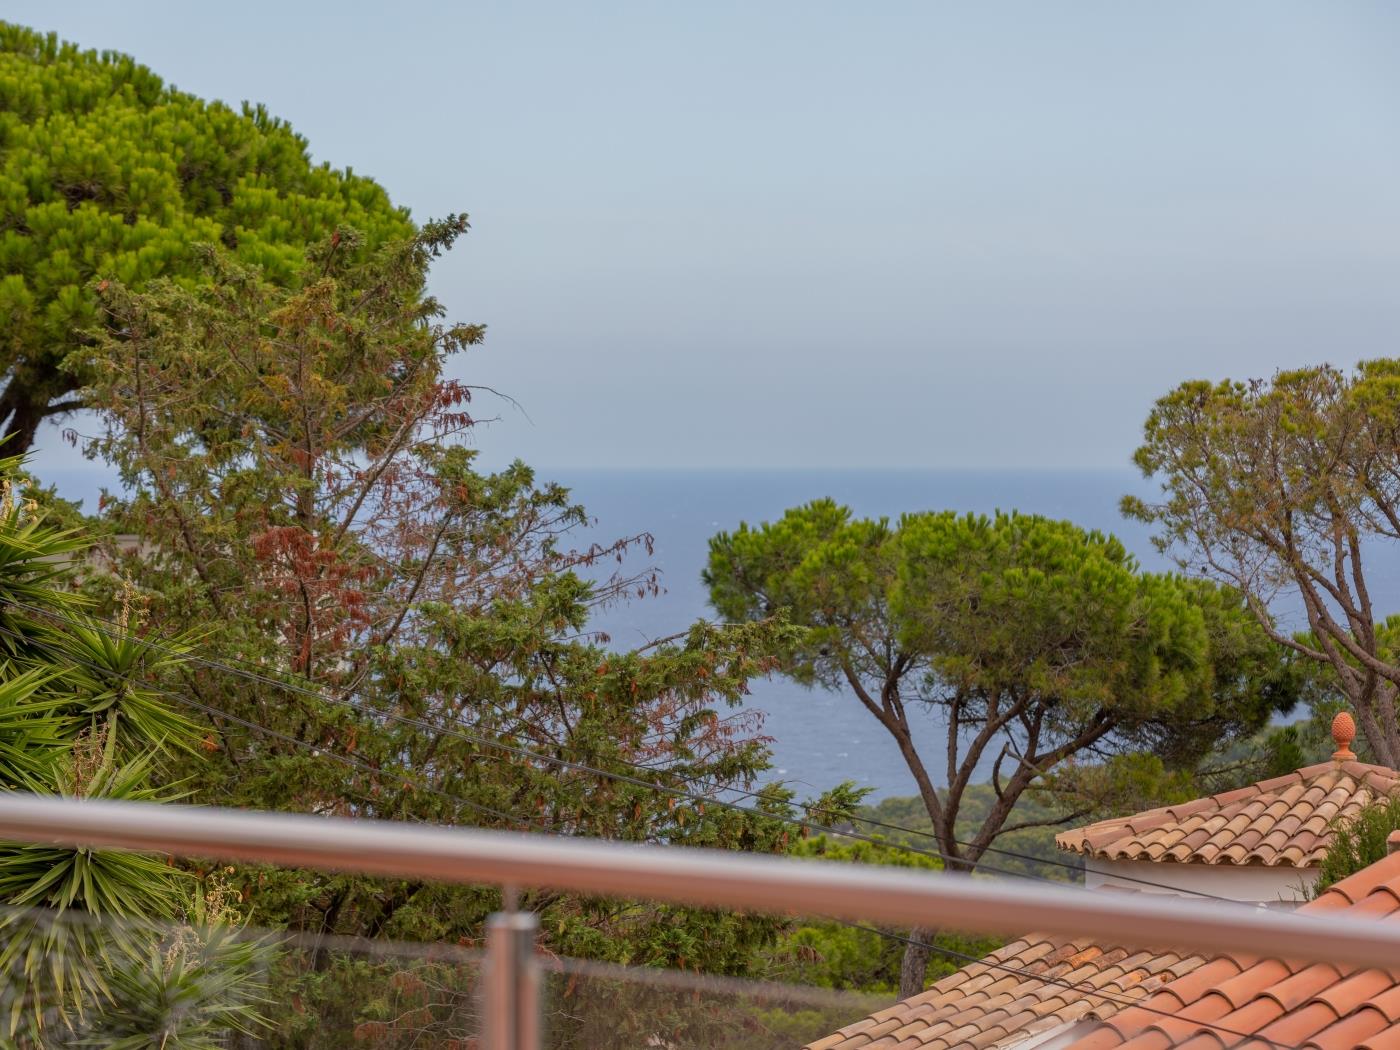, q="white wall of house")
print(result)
[1084,858,1317,906]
